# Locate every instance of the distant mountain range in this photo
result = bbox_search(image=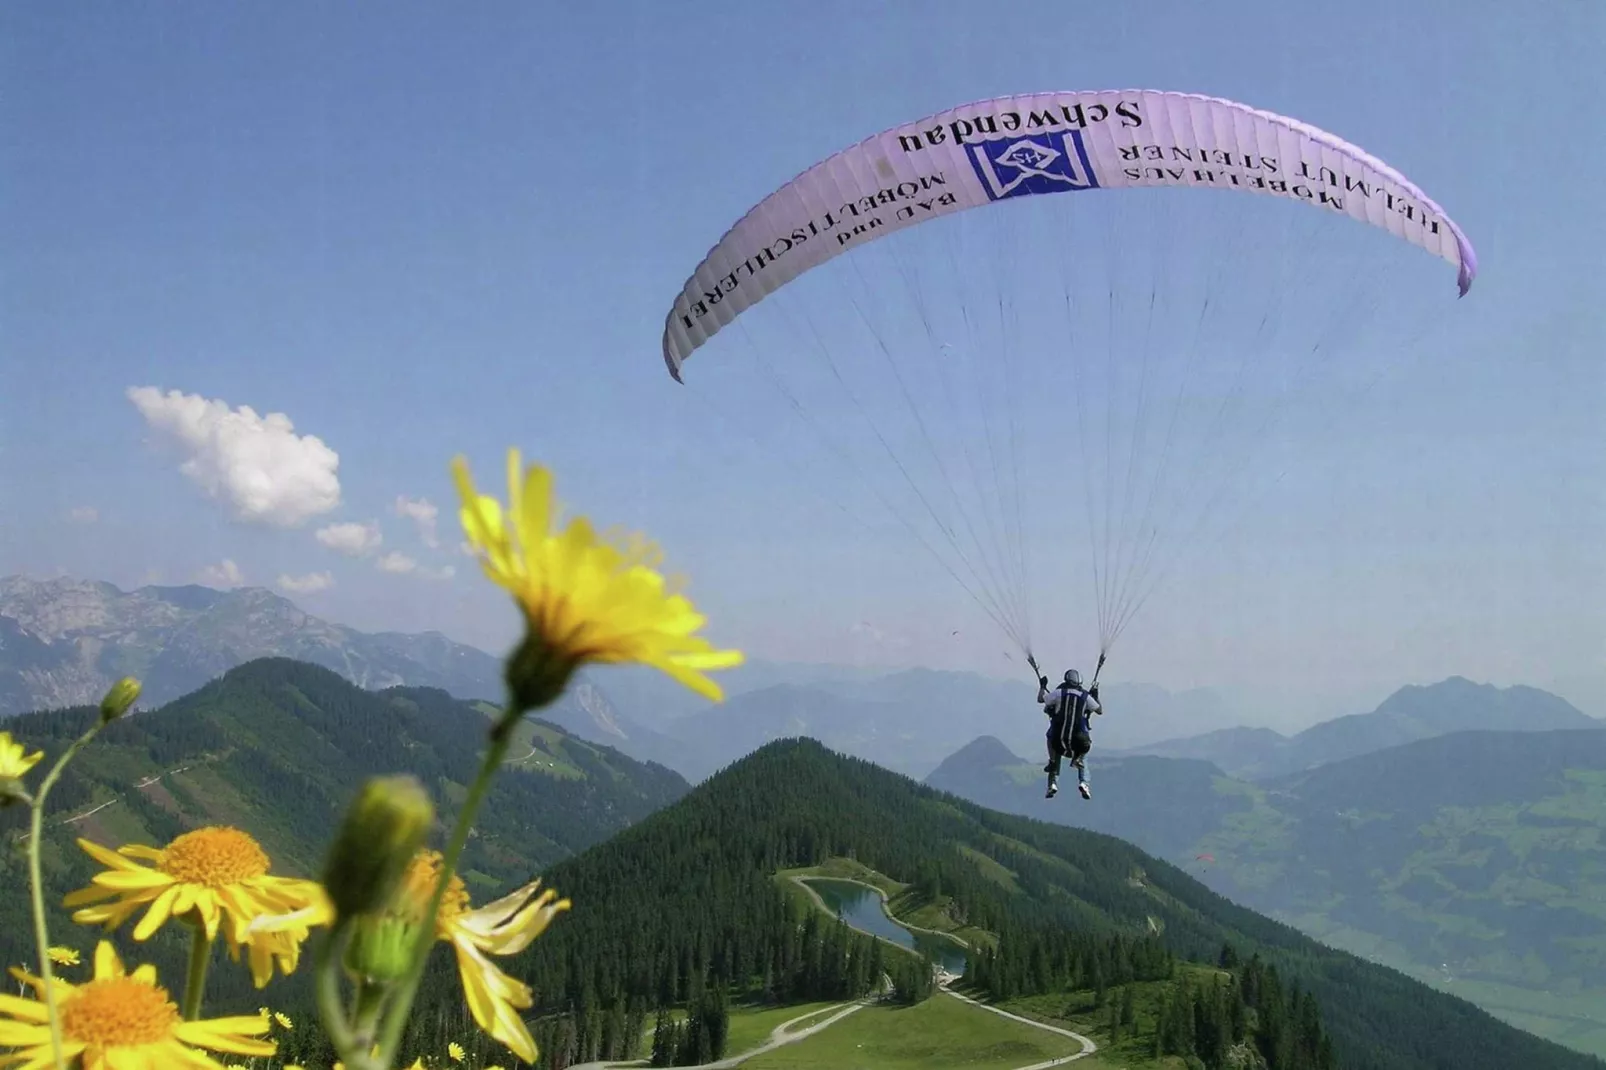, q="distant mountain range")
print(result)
[0,572,1265,780]
[9,572,1596,795]
[925,690,1606,1059]
[926,735,1242,860]
[564,664,1600,788]
[1114,676,1599,780]
[553,666,1254,781]
[0,575,508,715]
